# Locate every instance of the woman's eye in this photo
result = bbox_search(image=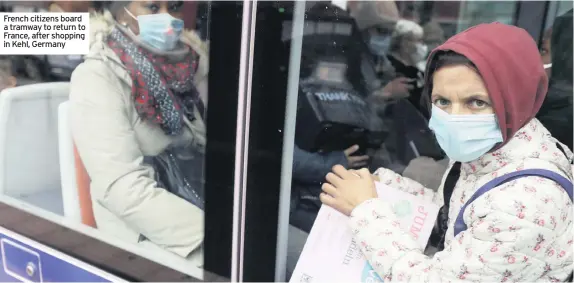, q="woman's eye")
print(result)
[169,1,183,12]
[433,98,450,106]
[469,99,488,108]
[146,3,160,13]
